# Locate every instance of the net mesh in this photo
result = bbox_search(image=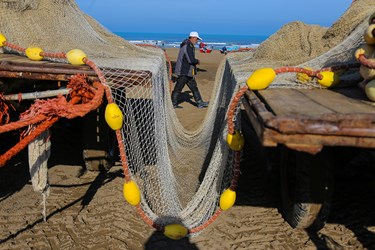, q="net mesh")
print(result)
[1,0,374,234]
[228,0,375,89]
